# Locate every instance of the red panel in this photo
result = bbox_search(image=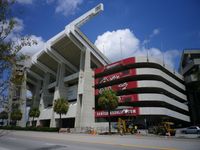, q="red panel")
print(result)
[119,94,138,103]
[94,60,121,74]
[95,69,136,85]
[94,57,136,75]
[95,107,139,118]
[94,67,105,75]
[95,81,137,95]
[122,57,135,66]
